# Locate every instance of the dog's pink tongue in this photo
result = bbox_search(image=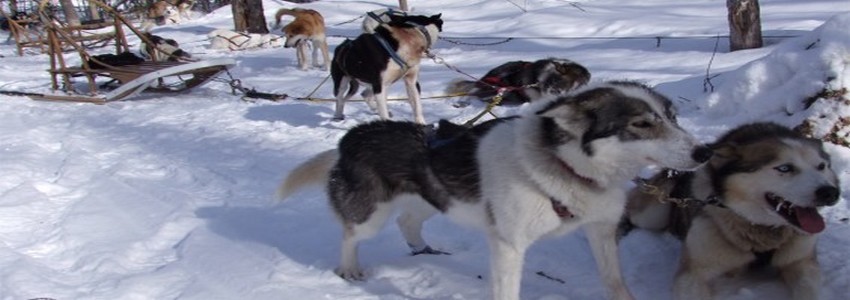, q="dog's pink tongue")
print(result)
[795,206,825,234]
